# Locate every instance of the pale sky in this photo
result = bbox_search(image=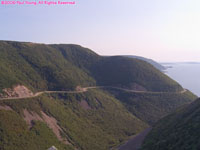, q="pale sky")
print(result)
[1,0,200,62]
